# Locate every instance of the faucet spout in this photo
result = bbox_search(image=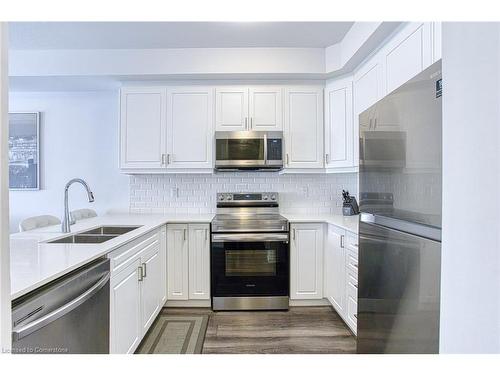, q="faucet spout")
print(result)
[62,178,95,233]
